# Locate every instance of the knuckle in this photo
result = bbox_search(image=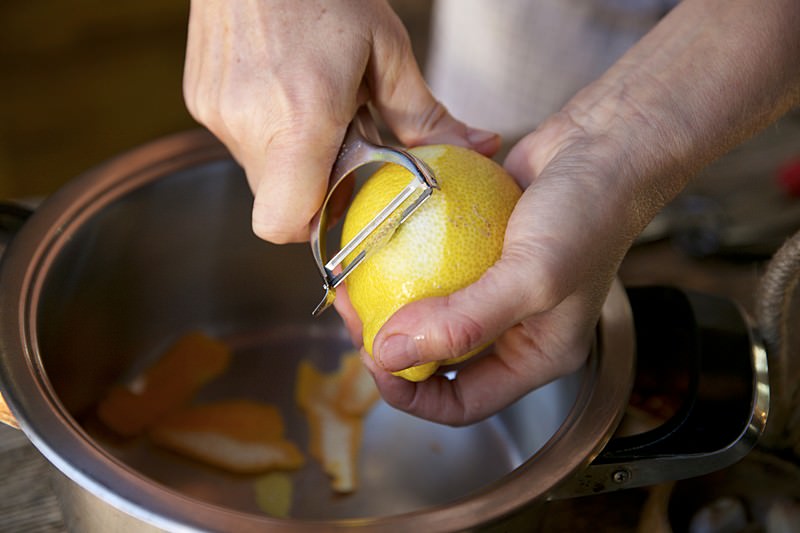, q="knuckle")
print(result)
[267,91,348,150]
[418,101,451,135]
[502,243,569,313]
[529,270,565,312]
[183,84,213,125]
[400,101,451,146]
[434,306,486,358]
